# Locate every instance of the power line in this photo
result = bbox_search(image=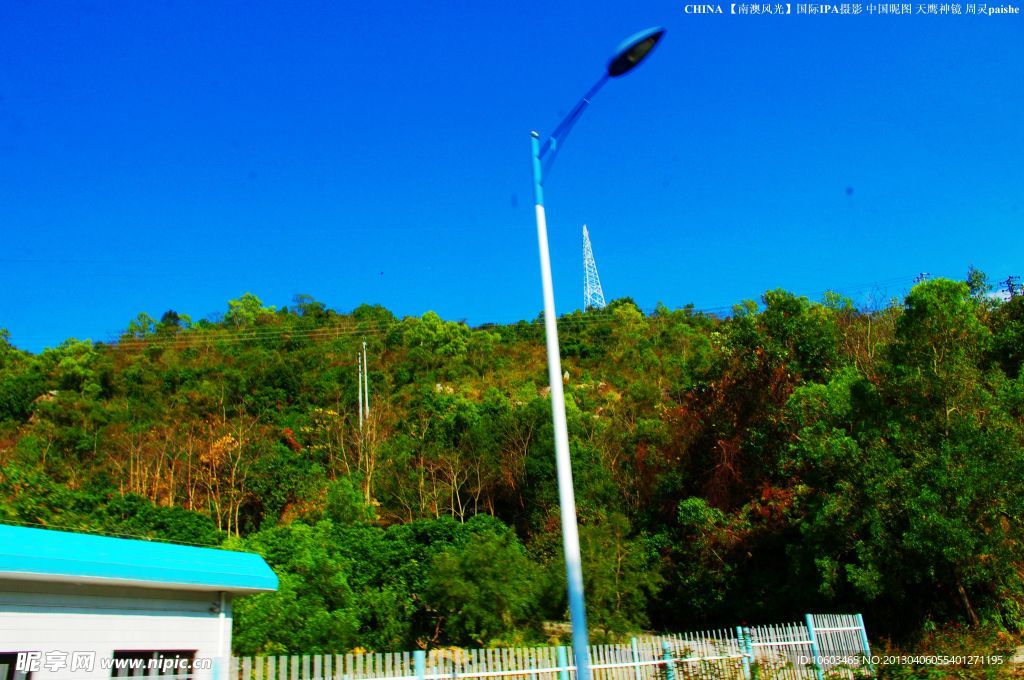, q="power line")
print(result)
[7,271,943,352]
